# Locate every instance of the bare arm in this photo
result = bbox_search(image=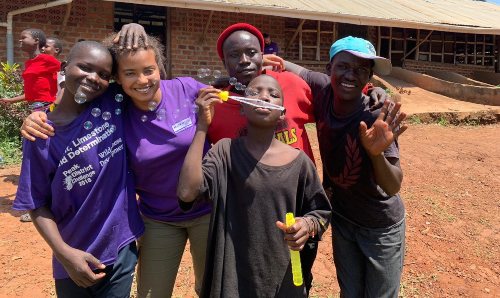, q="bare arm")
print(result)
[359,101,408,196]
[20,111,55,141]
[0,94,25,103]
[30,206,106,287]
[177,87,221,202]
